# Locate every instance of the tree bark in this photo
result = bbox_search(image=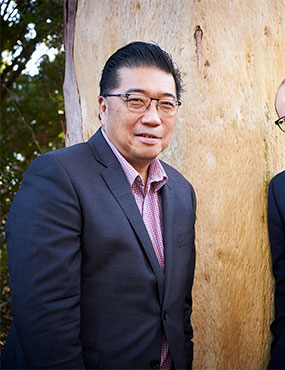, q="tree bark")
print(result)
[63,0,83,147]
